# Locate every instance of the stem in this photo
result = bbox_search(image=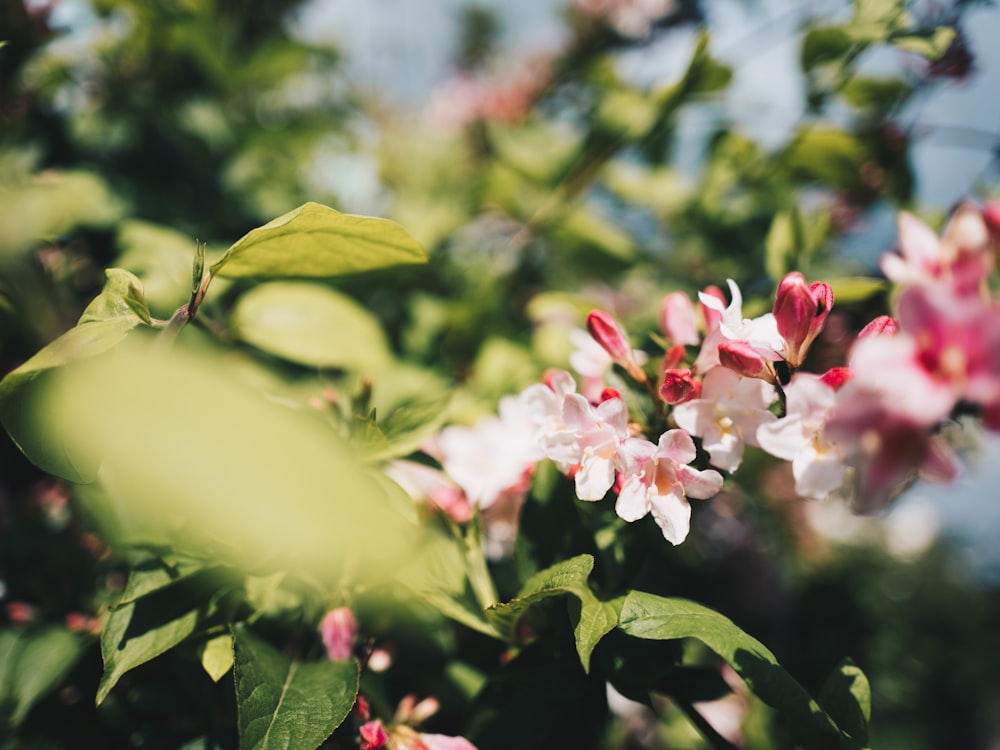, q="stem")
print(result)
[675,697,740,750]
